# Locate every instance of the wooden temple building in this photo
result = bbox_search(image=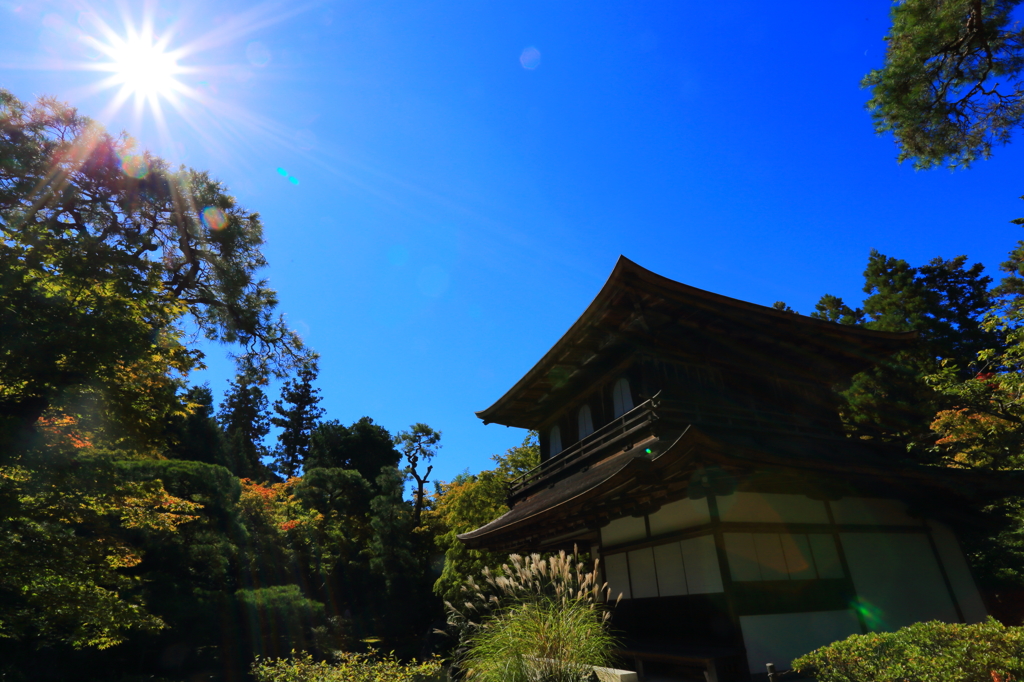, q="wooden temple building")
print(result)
[460,256,1008,681]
